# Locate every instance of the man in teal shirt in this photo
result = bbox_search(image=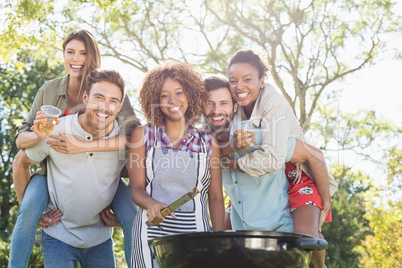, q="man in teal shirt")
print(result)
[204,76,330,233]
